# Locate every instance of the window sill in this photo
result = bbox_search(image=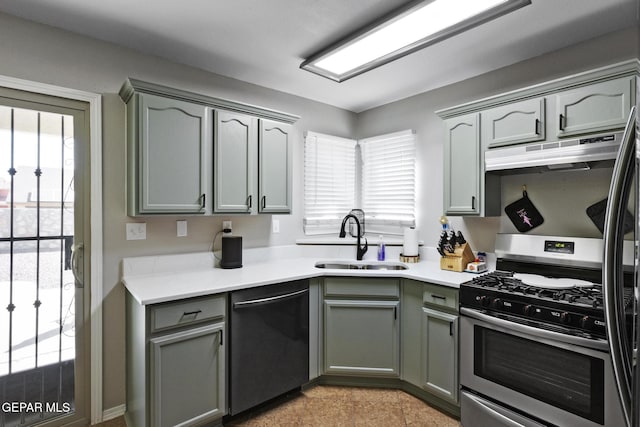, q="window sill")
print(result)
[296,235,423,246]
